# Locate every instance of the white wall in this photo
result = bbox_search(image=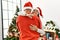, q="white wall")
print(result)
[21,0,60,29]
[0,0,2,40]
